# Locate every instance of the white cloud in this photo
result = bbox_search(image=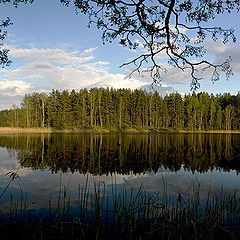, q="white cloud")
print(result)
[206,39,240,73]
[80,47,97,56]
[1,39,238,110]
[0,95,22,110]
[0,80,32,96]
[8,47,95,65]
[0,46,148,109]
[140,83,175,96]
[127,63,192,86]
[130,38,240,88]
